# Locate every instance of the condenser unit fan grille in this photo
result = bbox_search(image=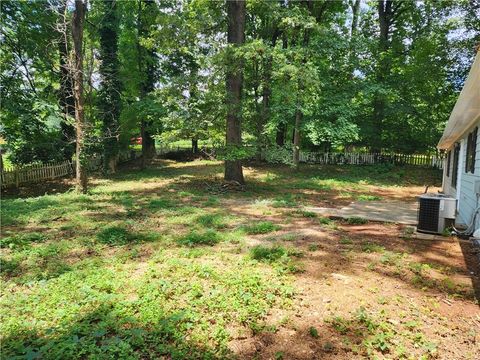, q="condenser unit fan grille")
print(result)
[418,198,440,233]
